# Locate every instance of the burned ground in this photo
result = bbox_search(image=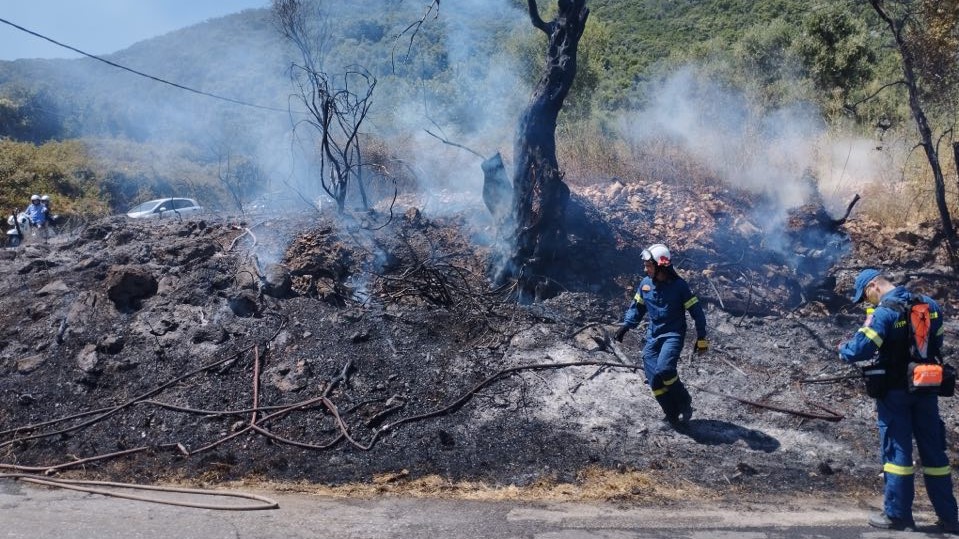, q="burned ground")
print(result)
[0,179,957,504]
